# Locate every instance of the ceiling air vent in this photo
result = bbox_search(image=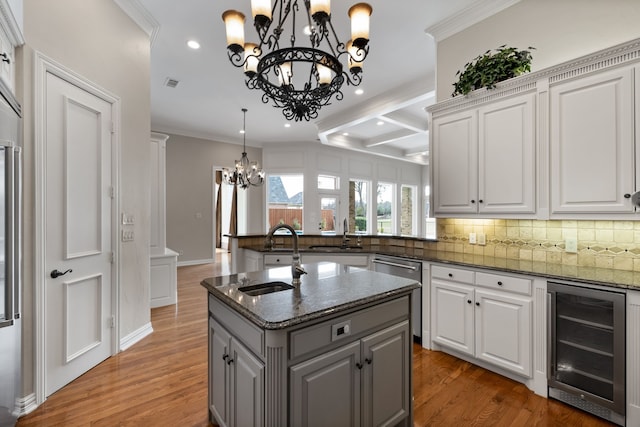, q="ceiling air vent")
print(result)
[164,77,180,88]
